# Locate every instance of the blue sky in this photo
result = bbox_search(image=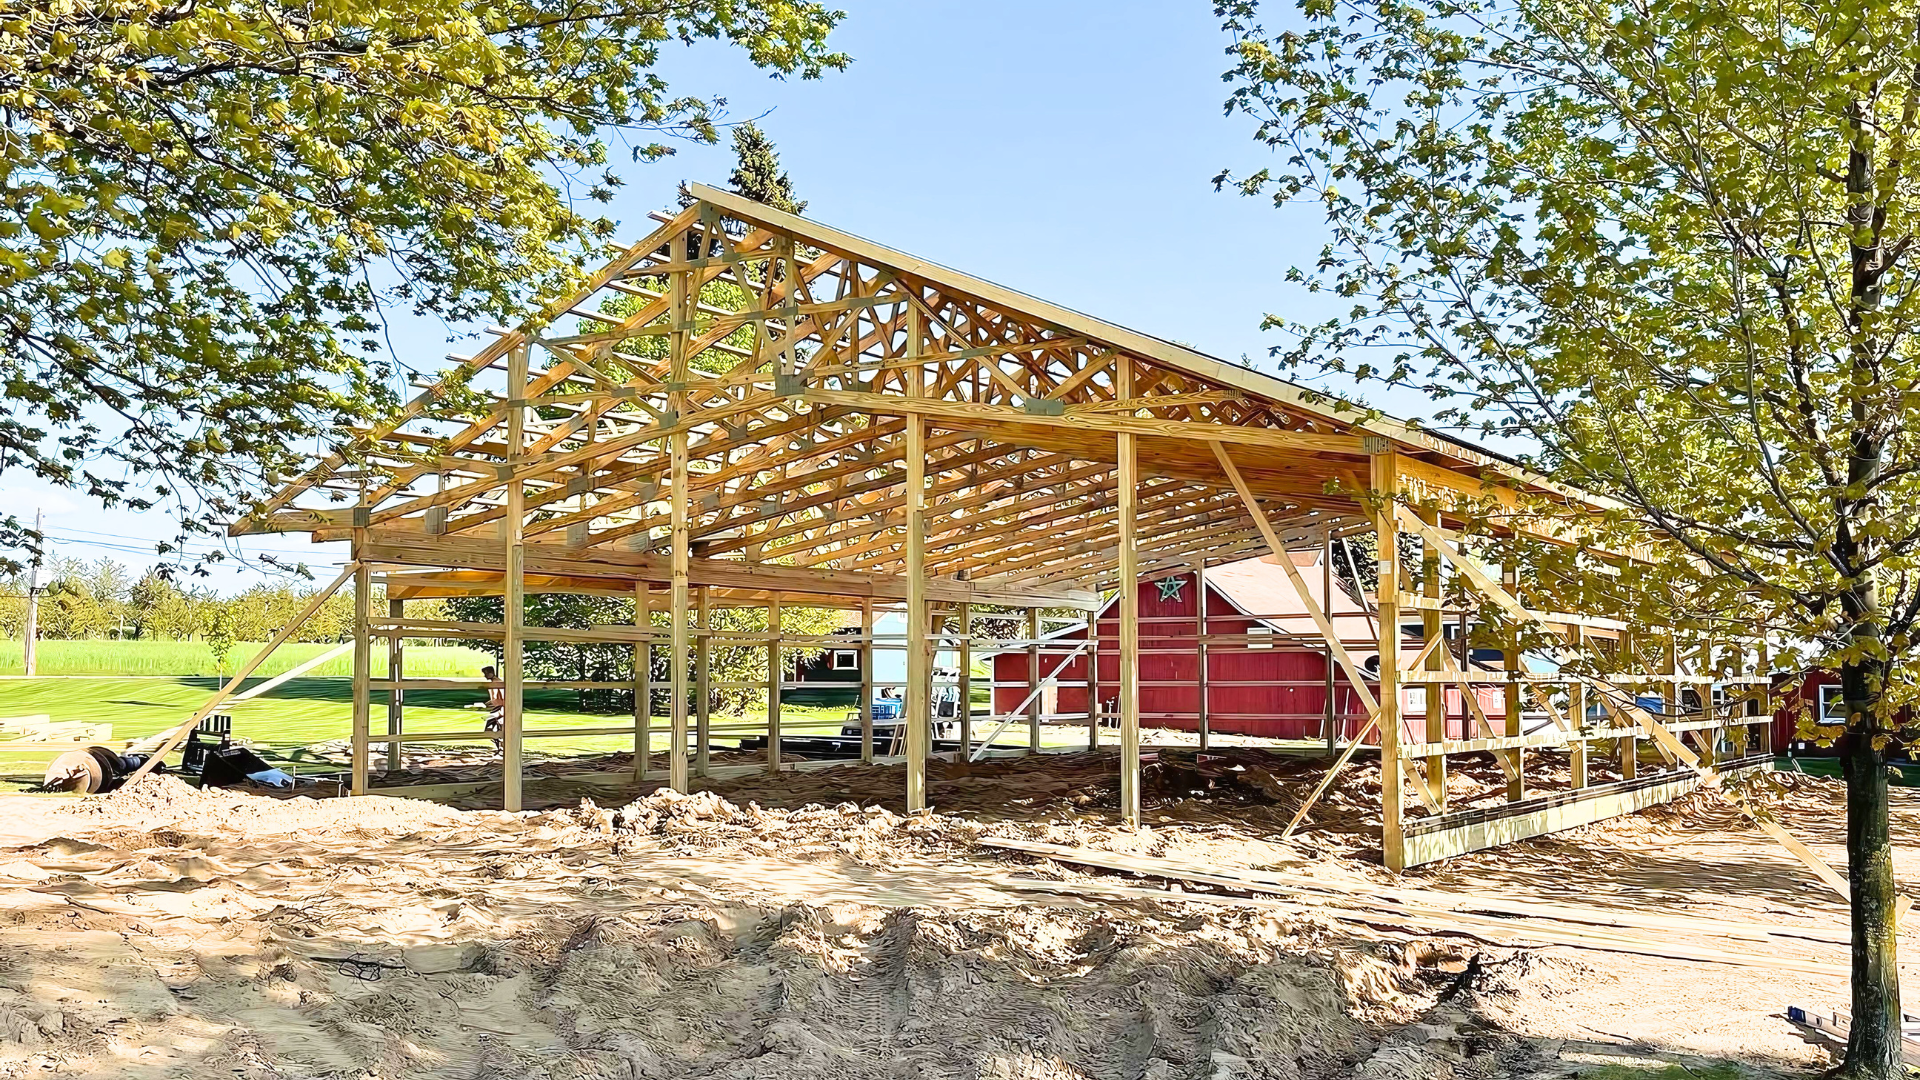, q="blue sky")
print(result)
[13,0,1389,589]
